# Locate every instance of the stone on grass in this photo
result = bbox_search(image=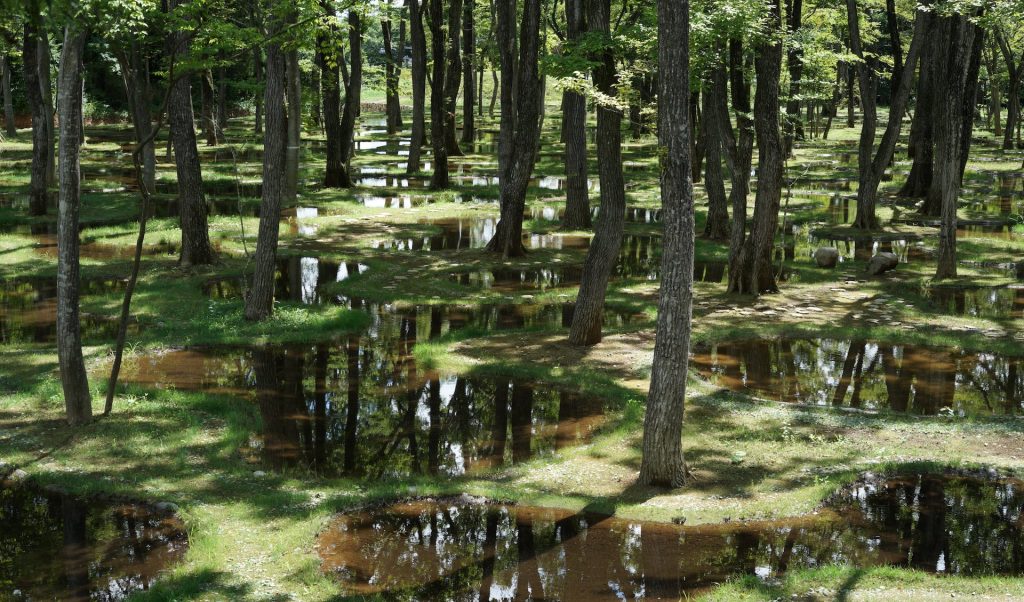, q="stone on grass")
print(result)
[813,247,840,268]
[866,252,898,276]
